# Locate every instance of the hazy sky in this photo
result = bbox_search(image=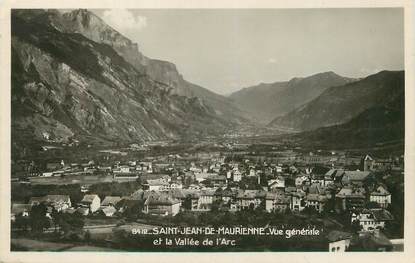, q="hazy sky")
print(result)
[92,8,404,95]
